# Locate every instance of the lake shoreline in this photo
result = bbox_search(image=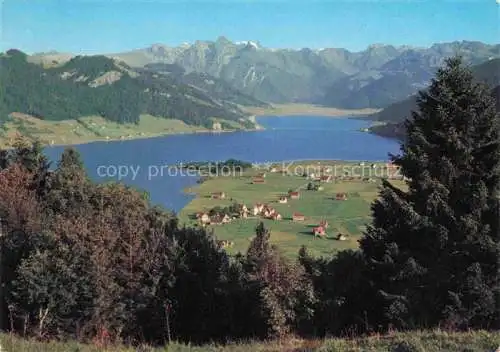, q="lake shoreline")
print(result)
[42,127,263,149]
[4,105,379,149]
[43,117,401,214]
